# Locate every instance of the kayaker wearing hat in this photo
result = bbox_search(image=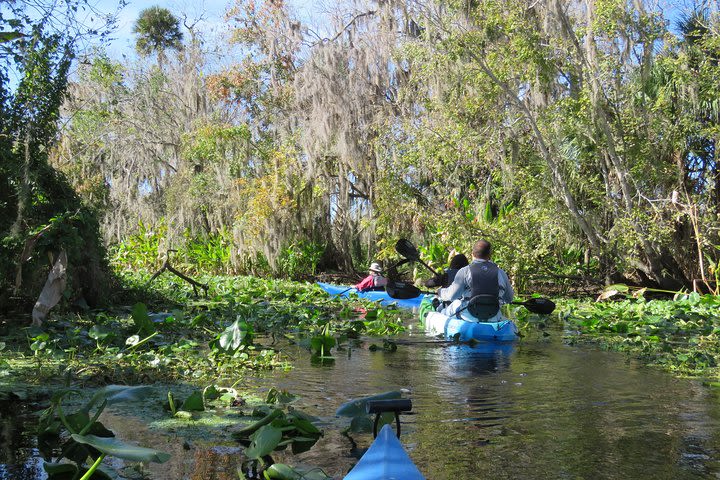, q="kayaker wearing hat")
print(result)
[437,240,513,320]
[355,262,389,292]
